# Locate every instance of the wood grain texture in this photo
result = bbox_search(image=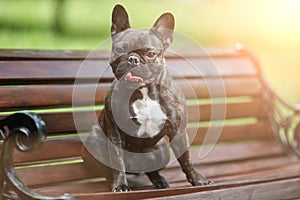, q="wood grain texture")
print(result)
[151,178,300,200]
[189,121,273,145]
[0,97,268,134]
[0,56,256,83]
[2,48,297,199]
[179,77,262,99]
[0,60,111,85]
[0,84,109,110]
[0,48,244,60]
[13,131,276,165]
[30,164,300,199]
[15,139,283,171]
[188,100,268,121]
[14,136,82,164]
[0,77,262,110]
[16,140,284,187]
